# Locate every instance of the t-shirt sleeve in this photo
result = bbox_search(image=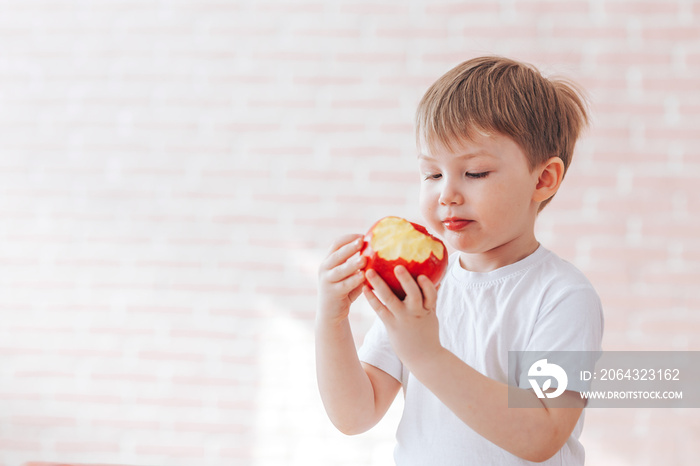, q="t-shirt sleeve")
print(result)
[357,317,403,383]
[517,284,604,393]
